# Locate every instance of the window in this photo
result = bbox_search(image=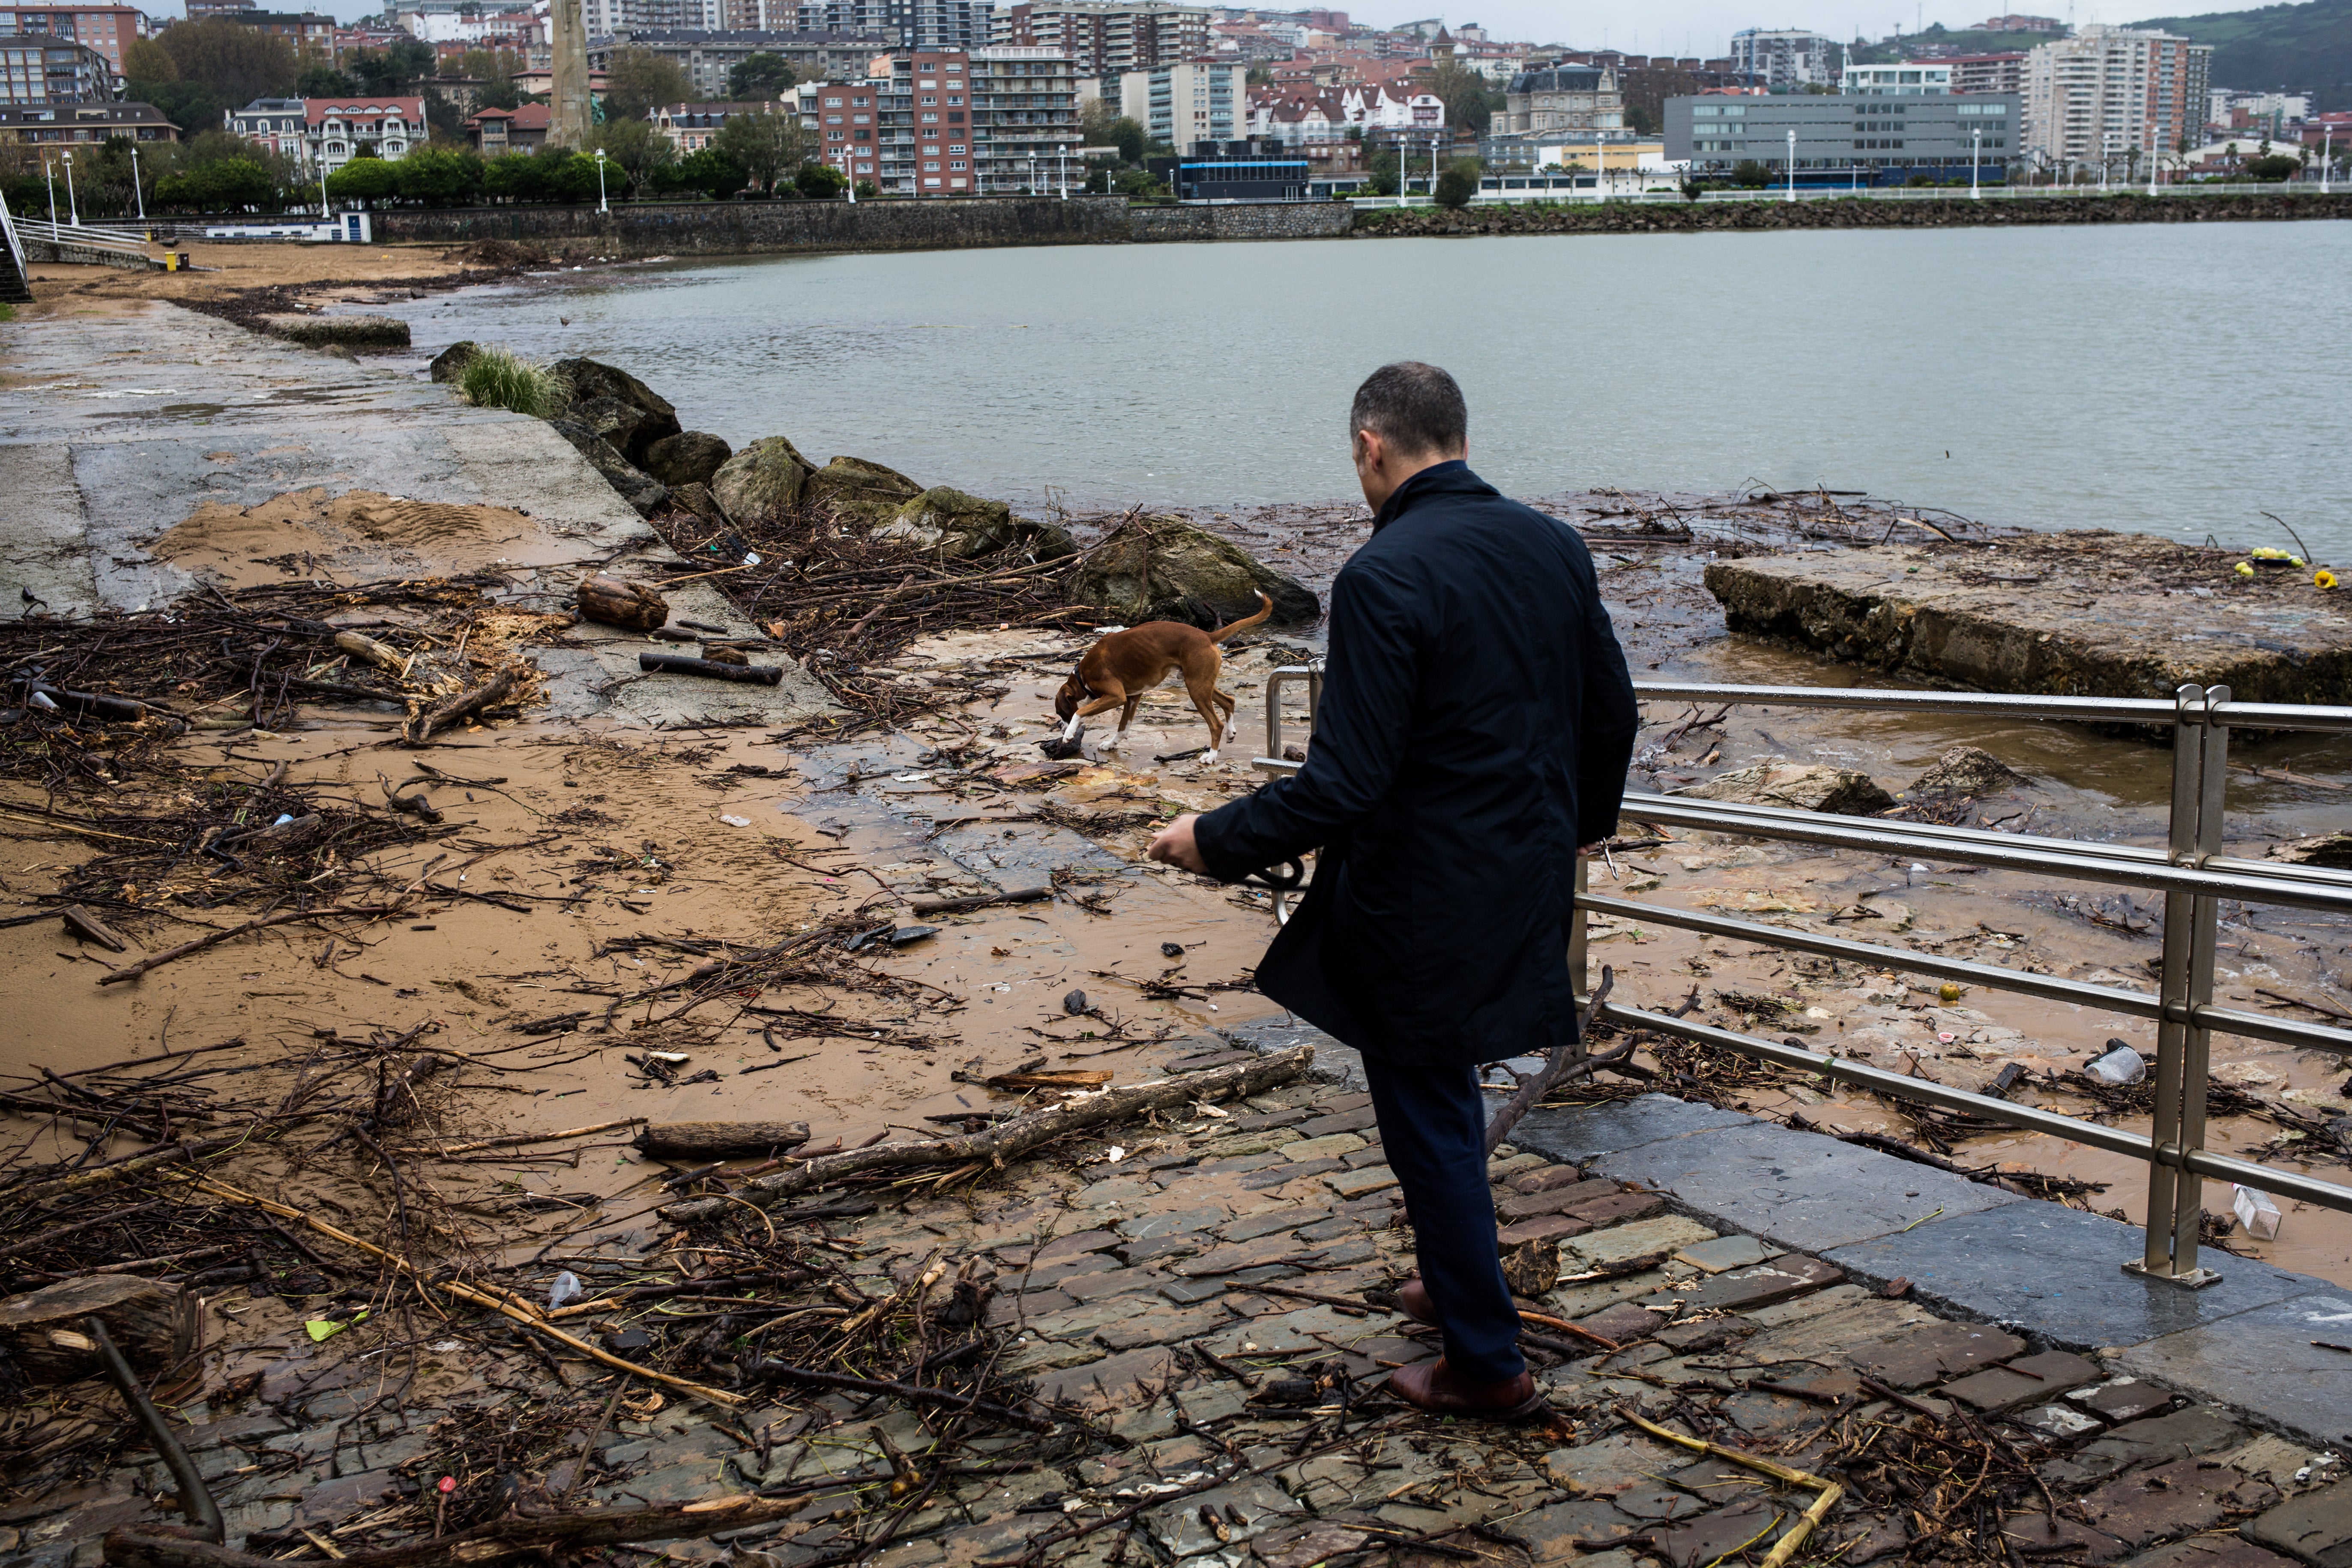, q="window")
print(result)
[946,94,960,104]
[922,111,937,122]
[923,159,938,169]
[853,95,868,105]
[947,141,965,153]
[918,78,935,88]
[855,128,870,139]
[825,114,841,123]
[852,113,868,123]
[921,94,936,104]
[949,158,964,168]
[824,95,842,105]
[924,175,940,185]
